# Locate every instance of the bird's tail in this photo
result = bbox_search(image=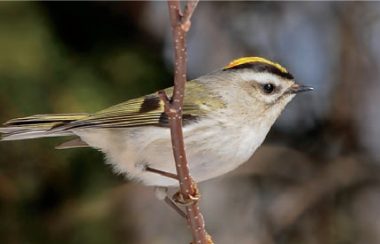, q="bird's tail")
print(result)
[0,113,88,141]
